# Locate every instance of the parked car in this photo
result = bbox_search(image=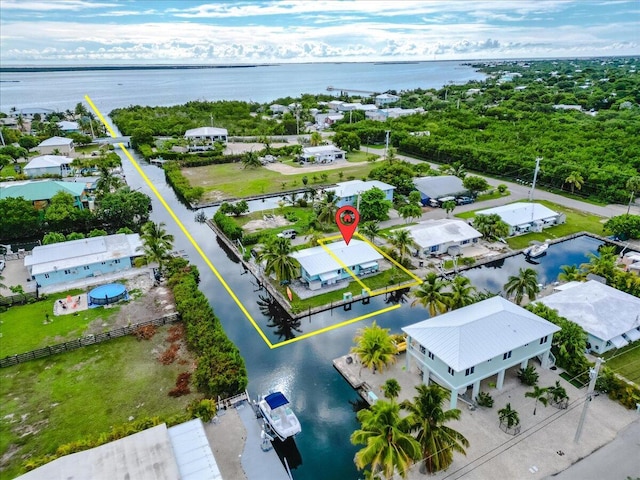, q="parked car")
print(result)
[456,196,474,205]
[277,229,297,239]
